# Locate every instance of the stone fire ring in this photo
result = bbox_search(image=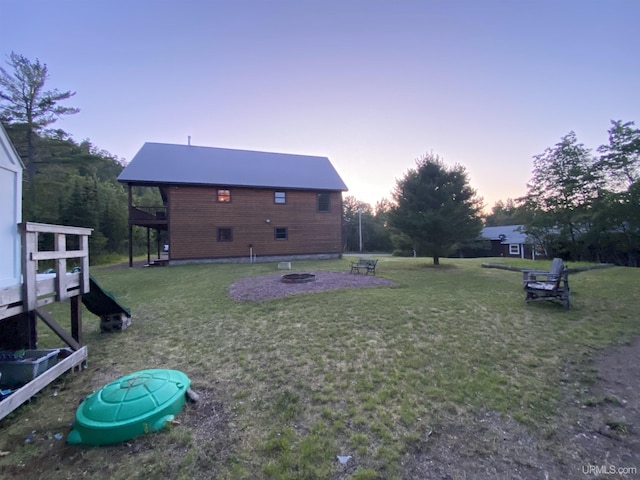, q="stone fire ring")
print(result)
[281,273,316,284]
